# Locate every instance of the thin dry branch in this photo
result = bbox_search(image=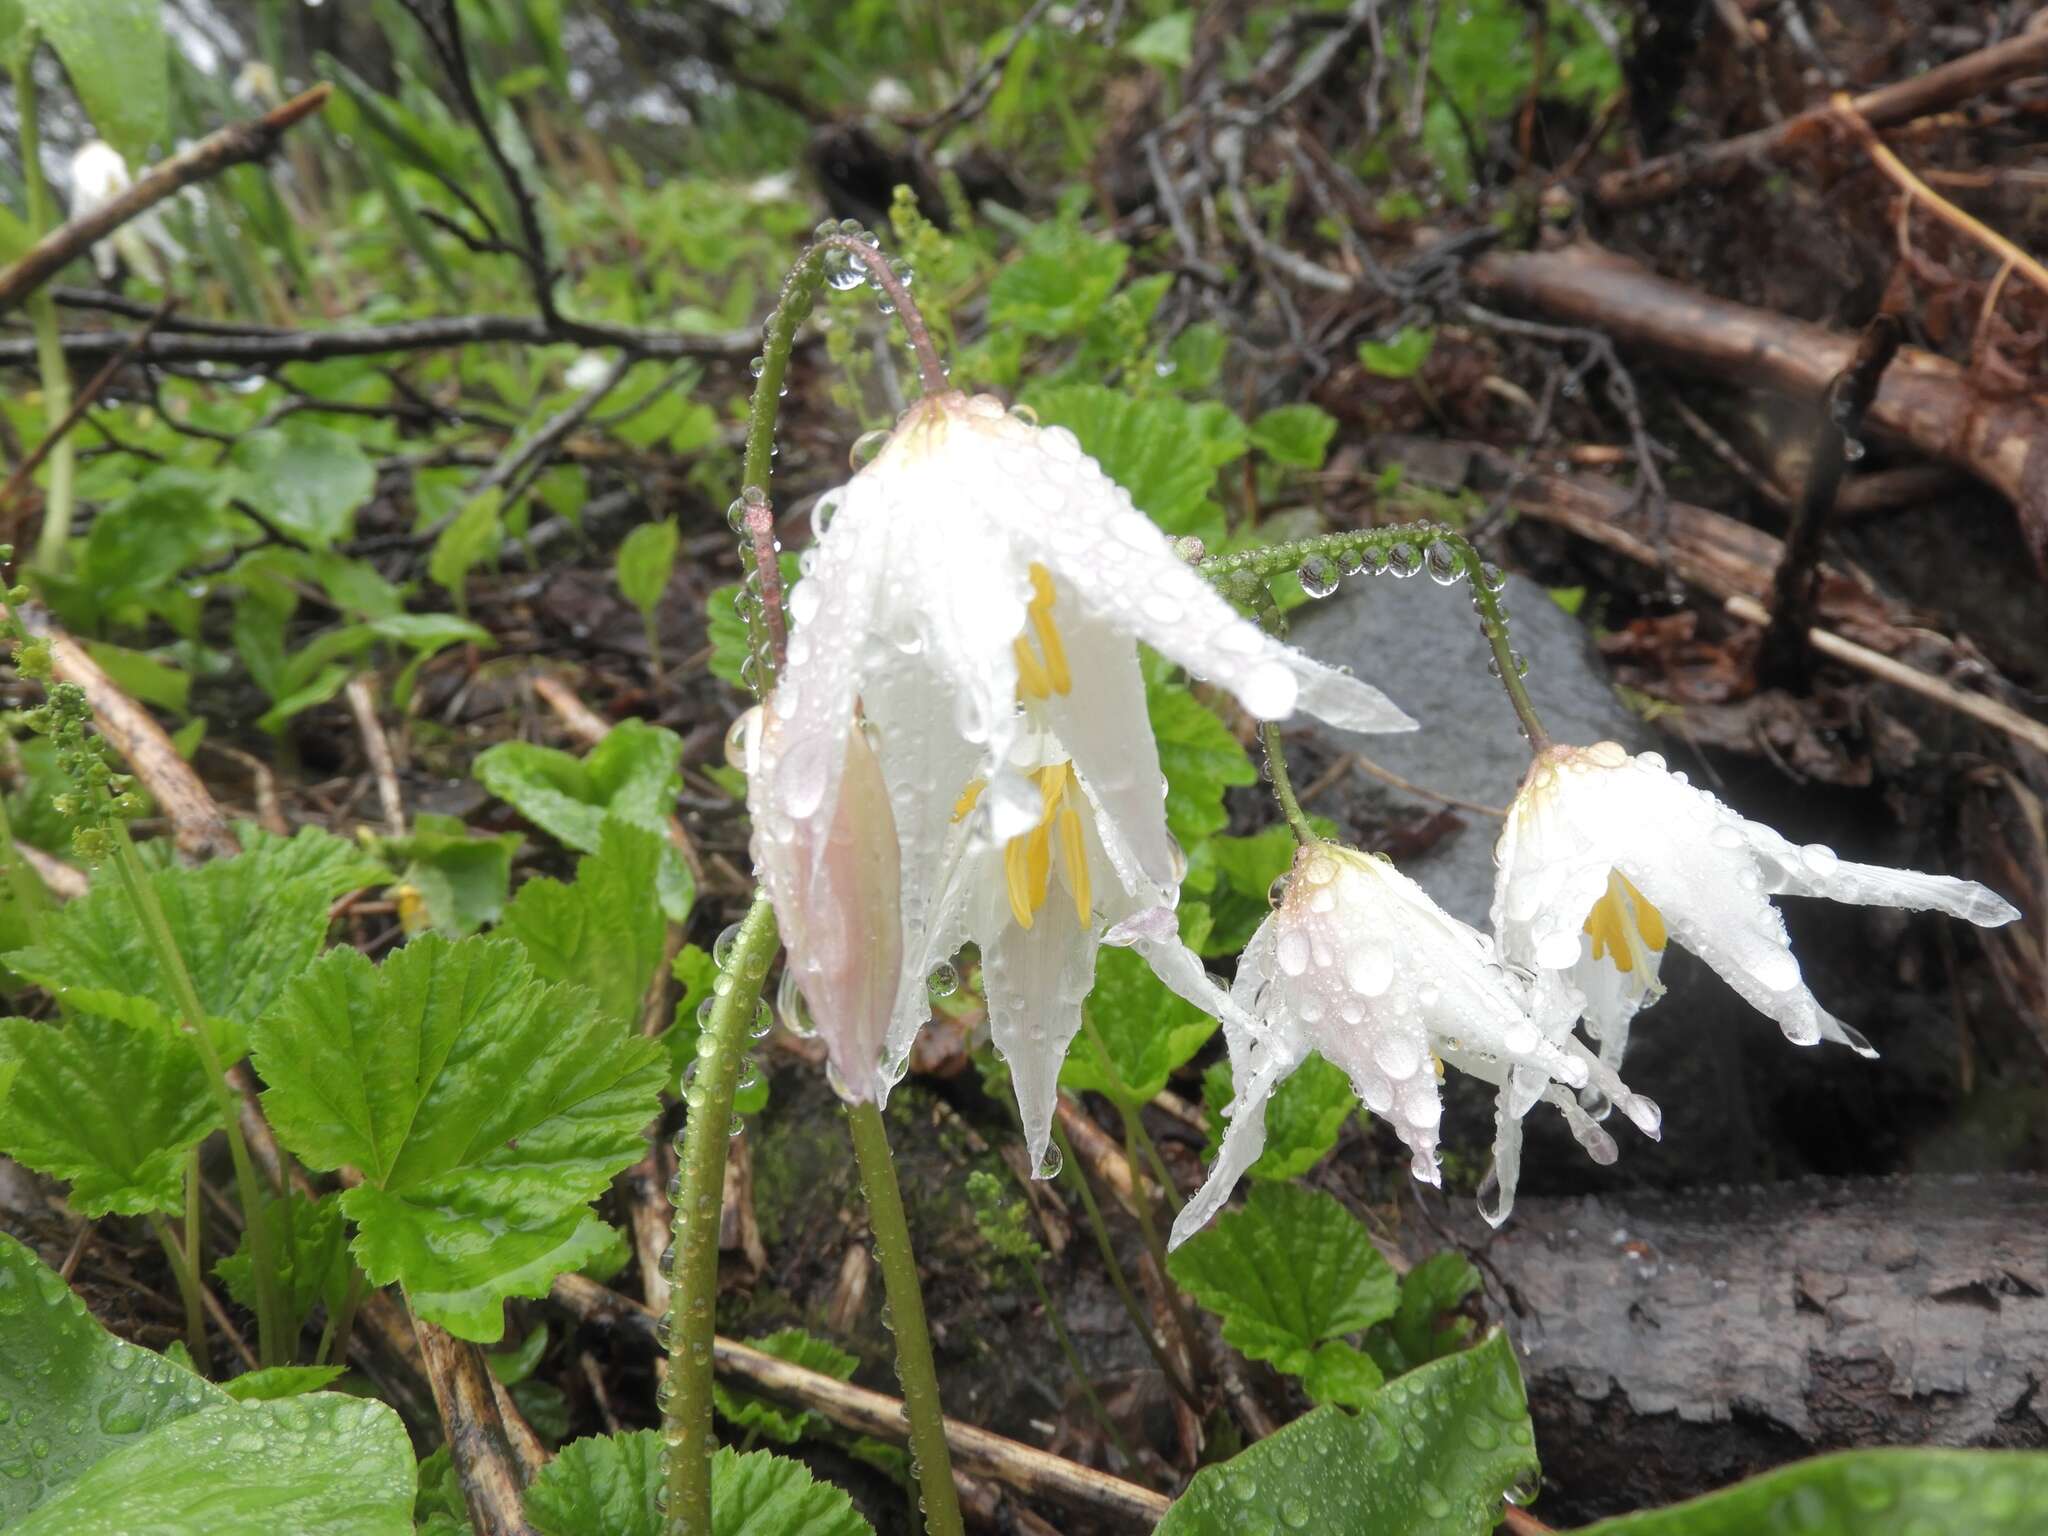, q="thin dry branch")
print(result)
[1593,28,2048,210]
[550,1273,1174,1528]
[346,675,407,837]
[0,87,333,313]
[414,1316,541,1536]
